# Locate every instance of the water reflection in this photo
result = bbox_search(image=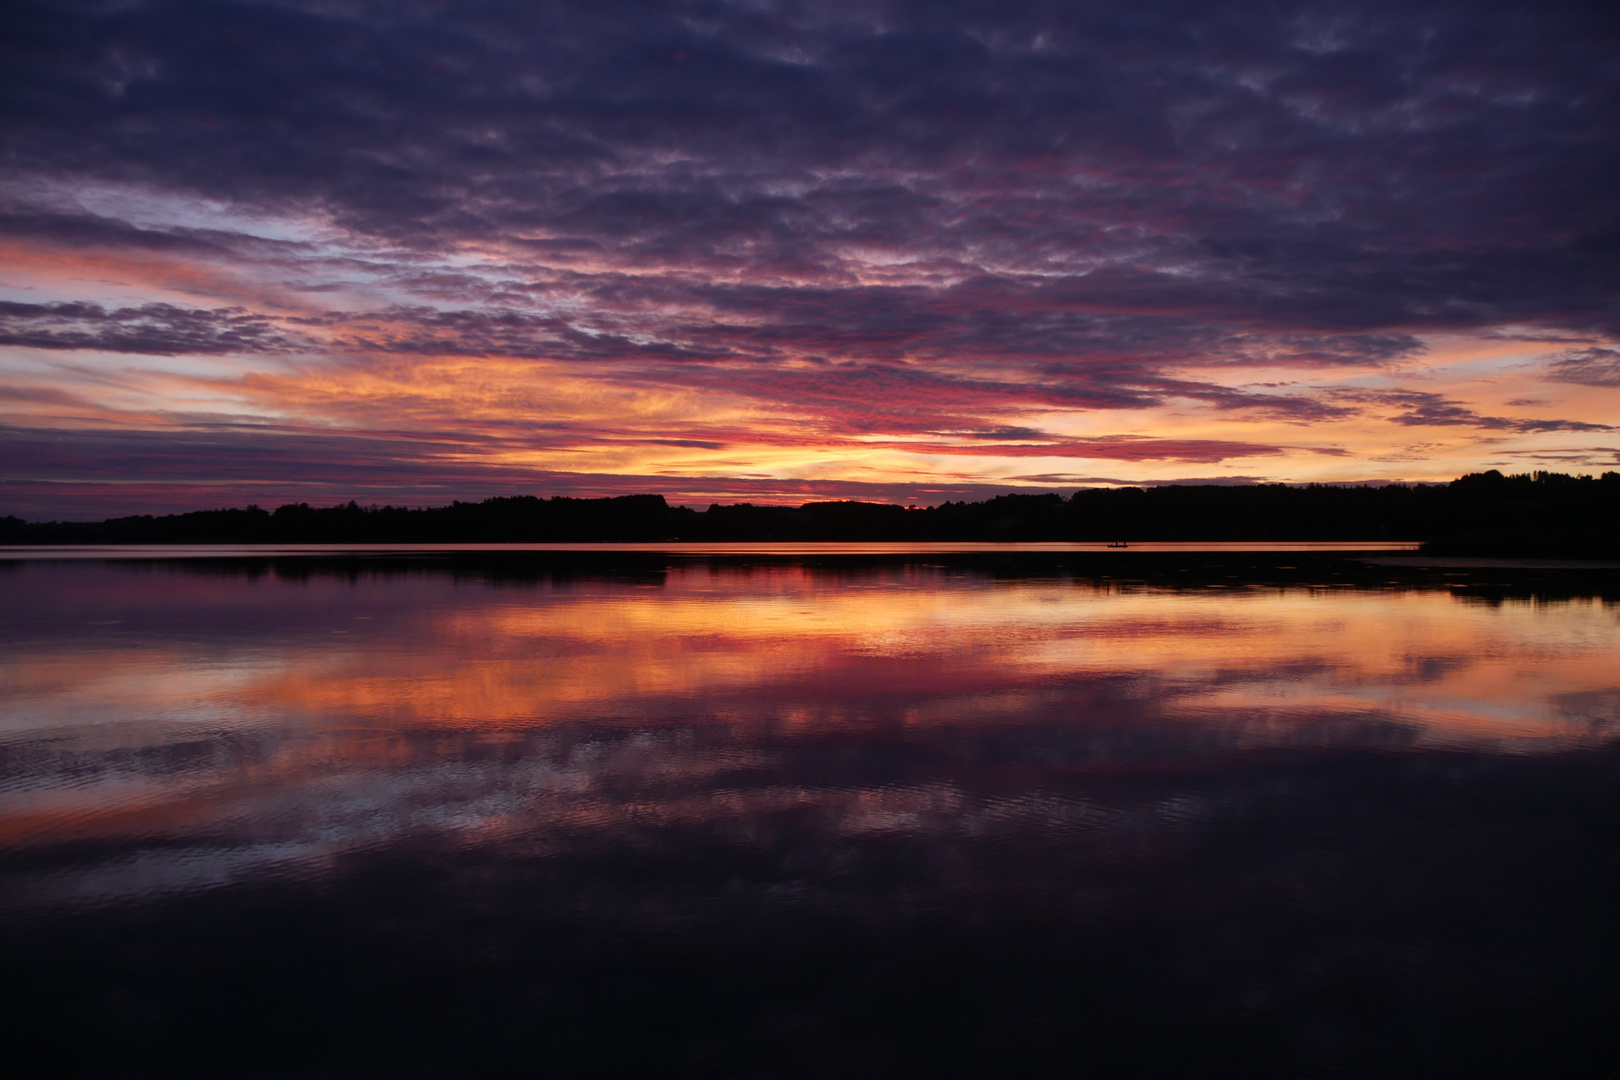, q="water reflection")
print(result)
[3,559,1617,887]
[1,555,1617,1077]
